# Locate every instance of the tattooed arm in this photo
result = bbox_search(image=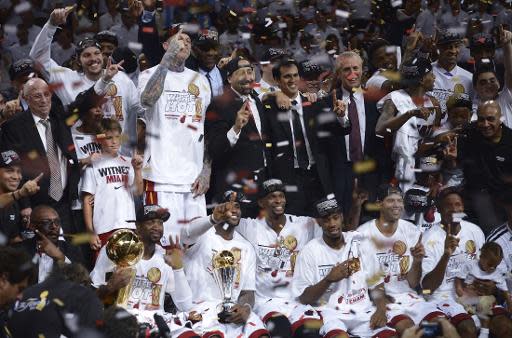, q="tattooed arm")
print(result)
[140,29,185,108]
